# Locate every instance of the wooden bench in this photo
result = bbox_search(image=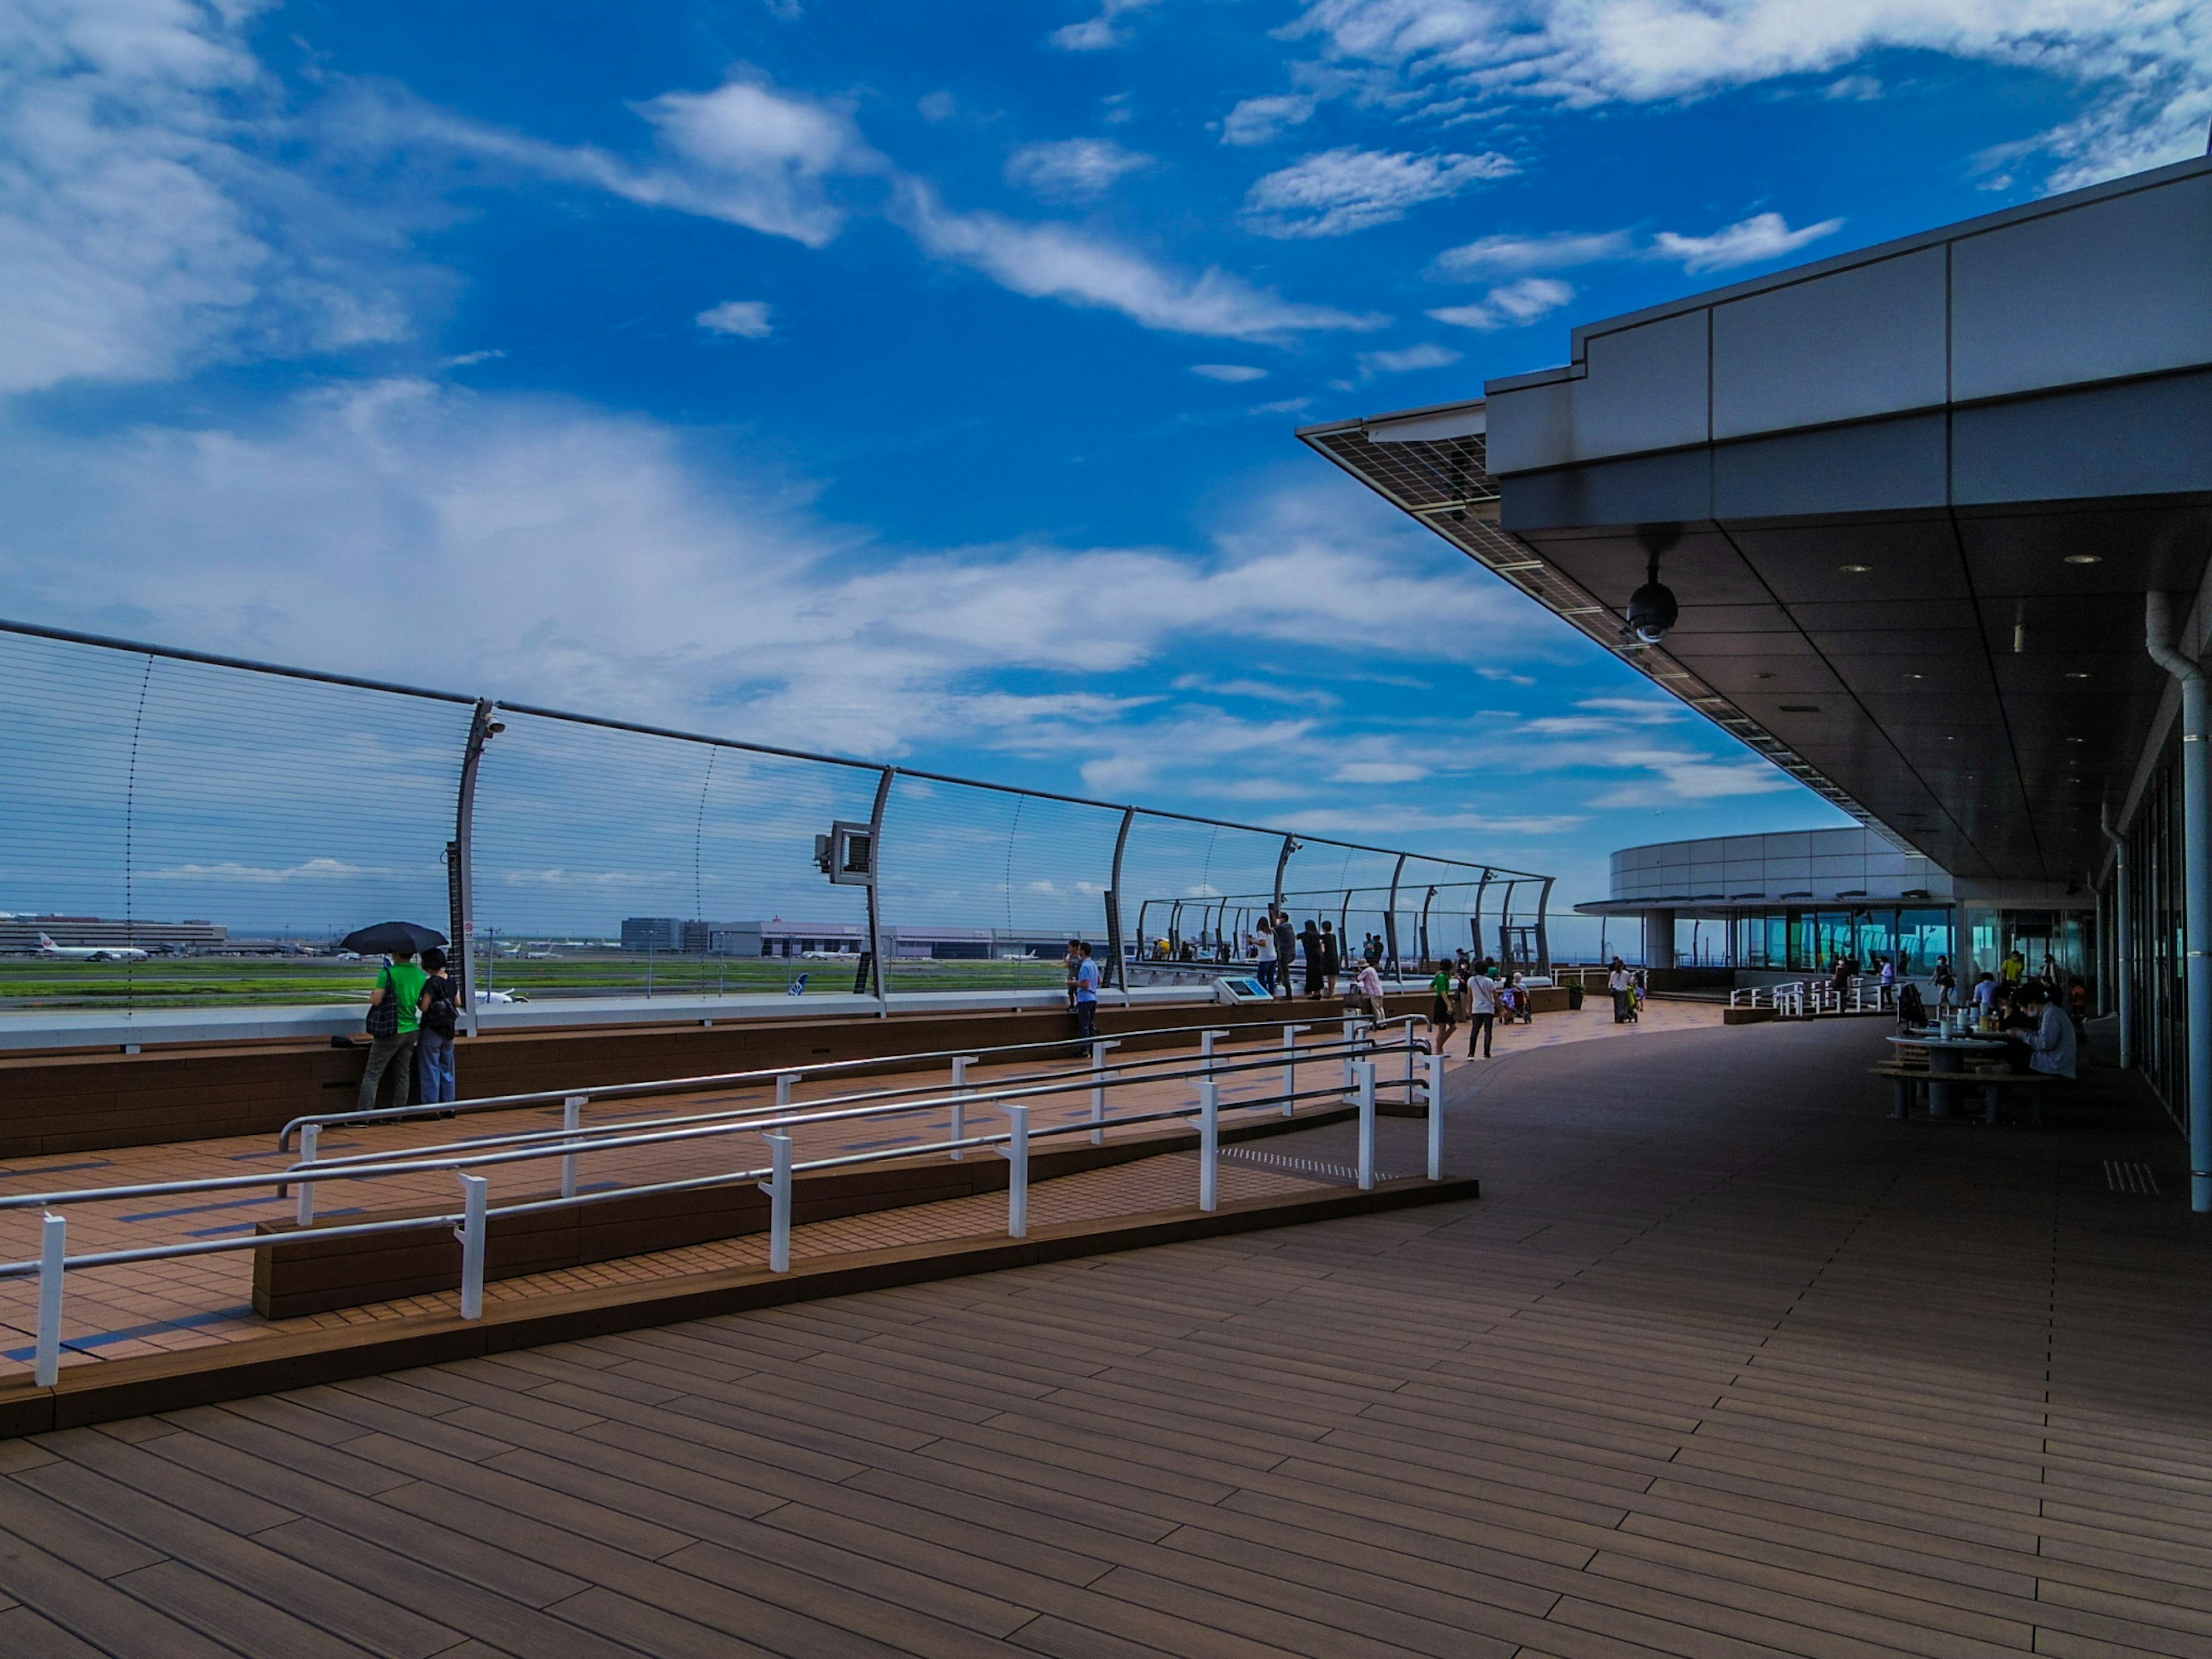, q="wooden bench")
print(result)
[1873,1063,2065,1124]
